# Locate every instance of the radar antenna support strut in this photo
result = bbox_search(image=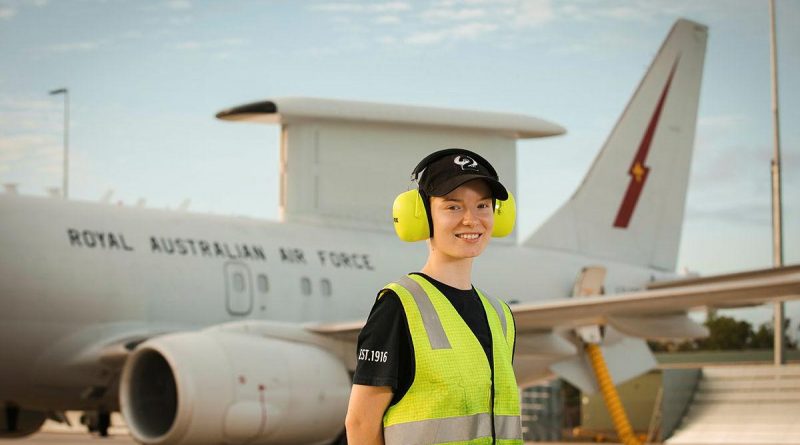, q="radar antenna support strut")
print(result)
[585,344,643,445]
